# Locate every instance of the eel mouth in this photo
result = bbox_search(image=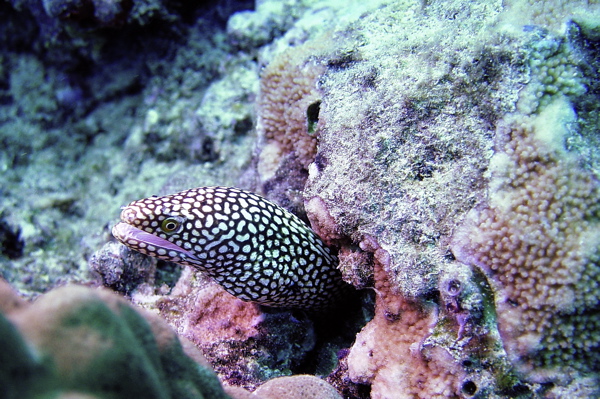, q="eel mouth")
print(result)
[112,222,199,260]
